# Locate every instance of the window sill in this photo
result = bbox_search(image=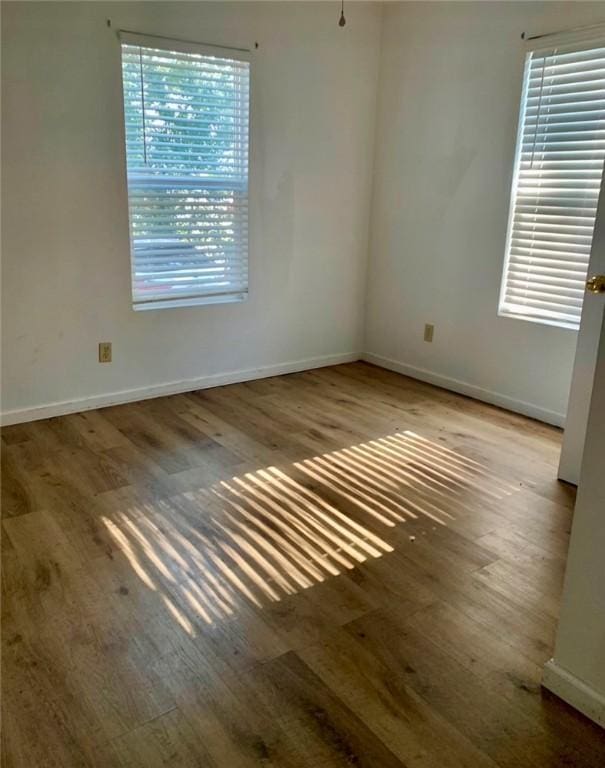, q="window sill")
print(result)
[133,292,247,311]
[498,308,579,332]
